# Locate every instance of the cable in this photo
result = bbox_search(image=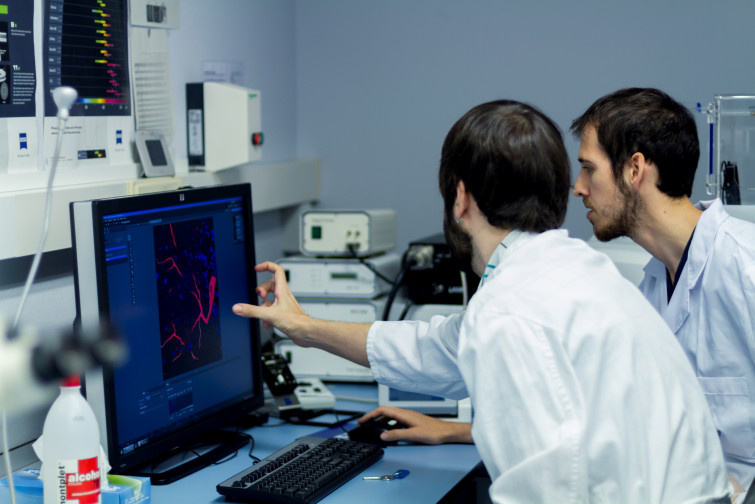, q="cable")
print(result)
[333,410,350,434]
[4,89,76,504]
[2,411,17,504]
[346,244,395,285]
[398,300,413,321]
[460,271,469,307]
[381,257,415,321]
[11,118,65,332]
[245,433,261,463]
[346,242,413,321]
[12,87,76,331]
